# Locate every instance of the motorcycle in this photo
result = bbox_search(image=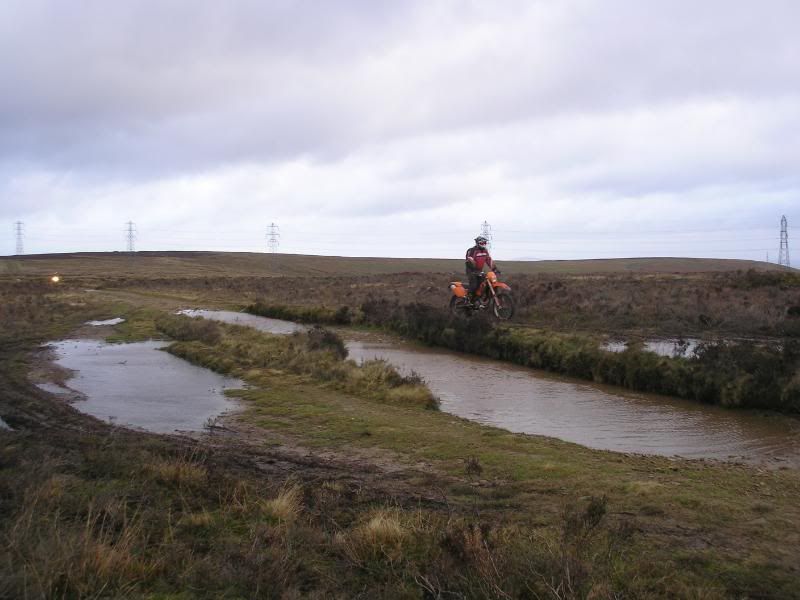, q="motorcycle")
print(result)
[448,270,515,320]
